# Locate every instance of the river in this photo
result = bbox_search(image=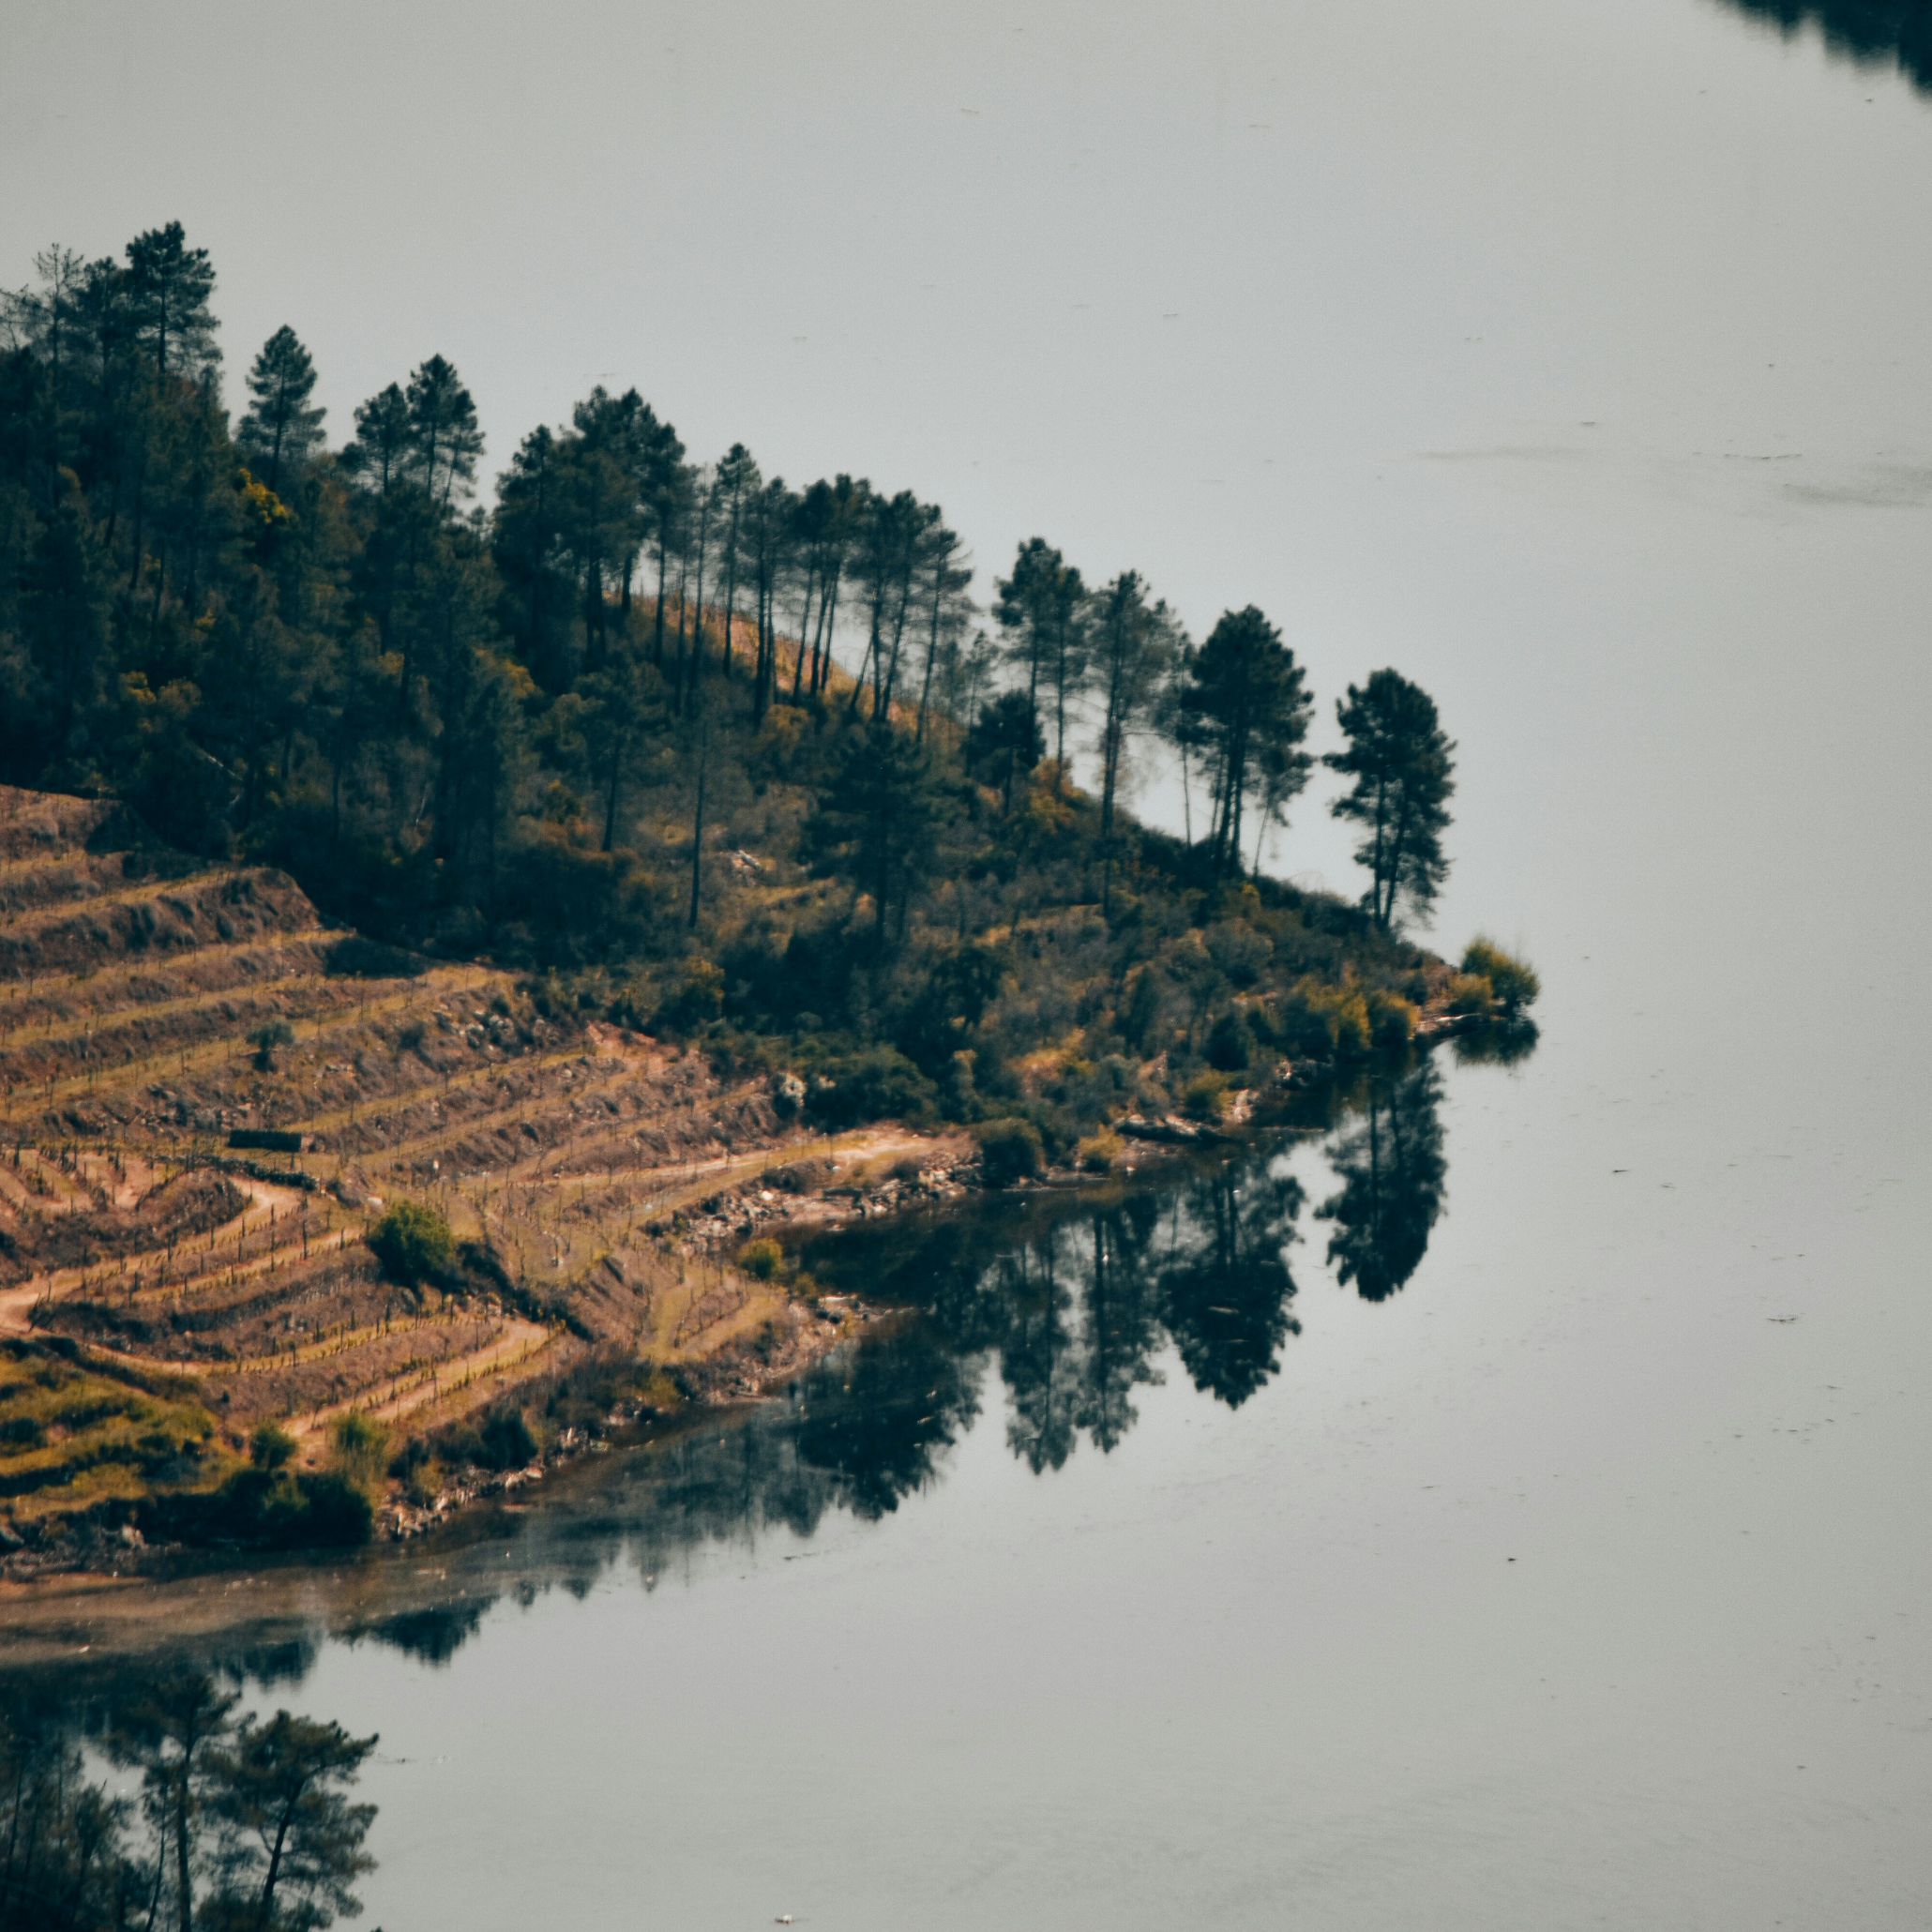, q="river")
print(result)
[6,1,1932,1925]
